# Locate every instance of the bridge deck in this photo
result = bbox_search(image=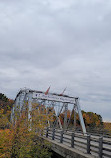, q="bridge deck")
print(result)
[43,128,111,158]
[42,137,96,158]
